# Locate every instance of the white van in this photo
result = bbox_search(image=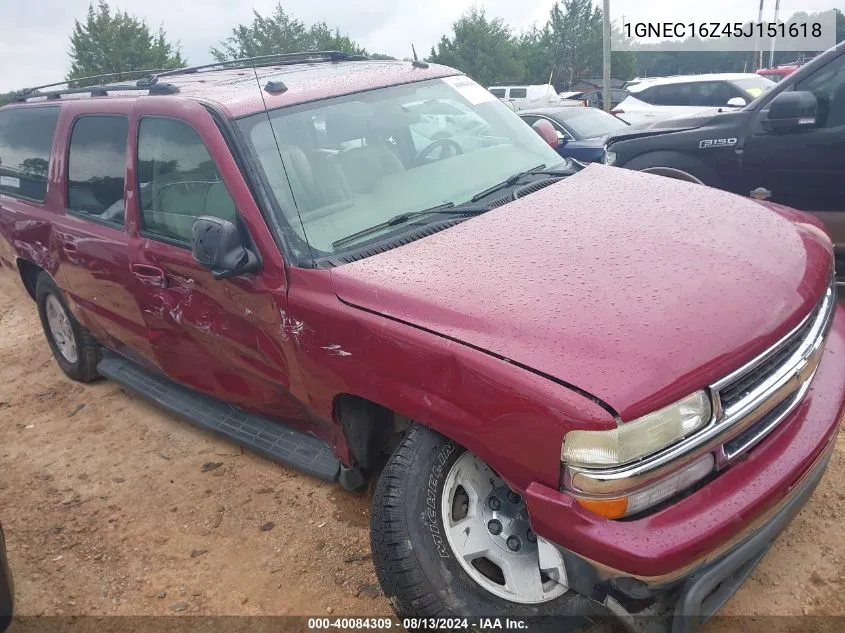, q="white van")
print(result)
[487,84,582,110]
